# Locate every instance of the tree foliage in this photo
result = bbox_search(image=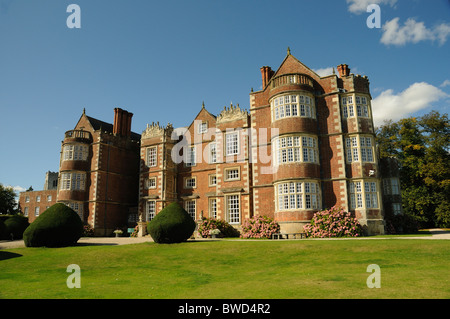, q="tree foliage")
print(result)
[376,111,450,228]
[0,184,18,215]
